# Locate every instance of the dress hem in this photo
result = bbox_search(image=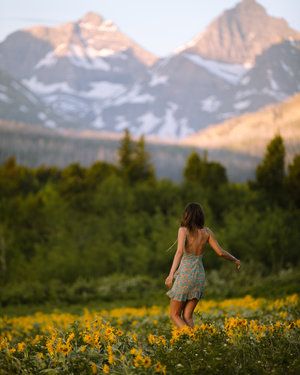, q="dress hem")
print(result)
[166,289,204,302]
